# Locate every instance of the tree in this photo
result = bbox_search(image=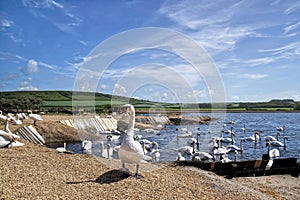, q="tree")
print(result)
[294,102,300,110]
